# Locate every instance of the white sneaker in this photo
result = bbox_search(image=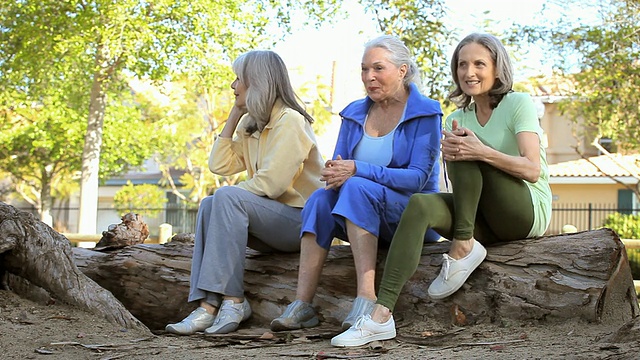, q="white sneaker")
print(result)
[165,307,215,335]
[204,299,252,334]
[331,315,396,347]
[428,241,487,300]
